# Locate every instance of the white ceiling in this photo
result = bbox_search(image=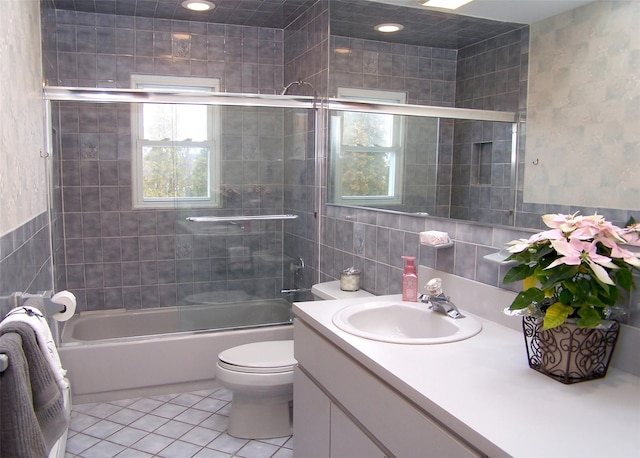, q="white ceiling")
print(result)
[368,0,597,24]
